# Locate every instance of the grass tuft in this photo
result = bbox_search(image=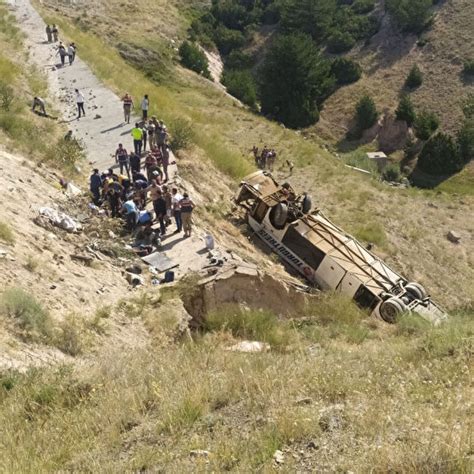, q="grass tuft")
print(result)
[0,221,14,245]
